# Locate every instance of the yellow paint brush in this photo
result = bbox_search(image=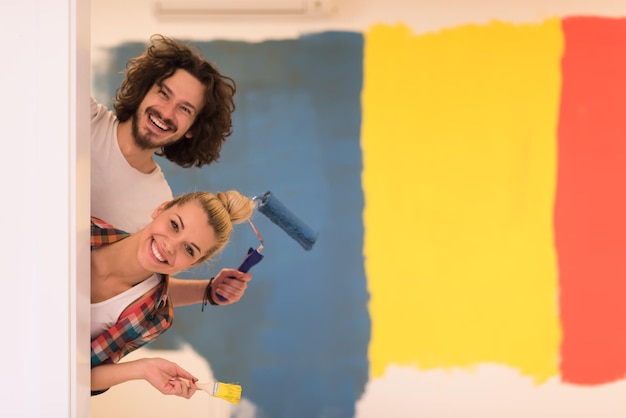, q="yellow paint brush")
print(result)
[197,381,242,405]
[180,378,242,405]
